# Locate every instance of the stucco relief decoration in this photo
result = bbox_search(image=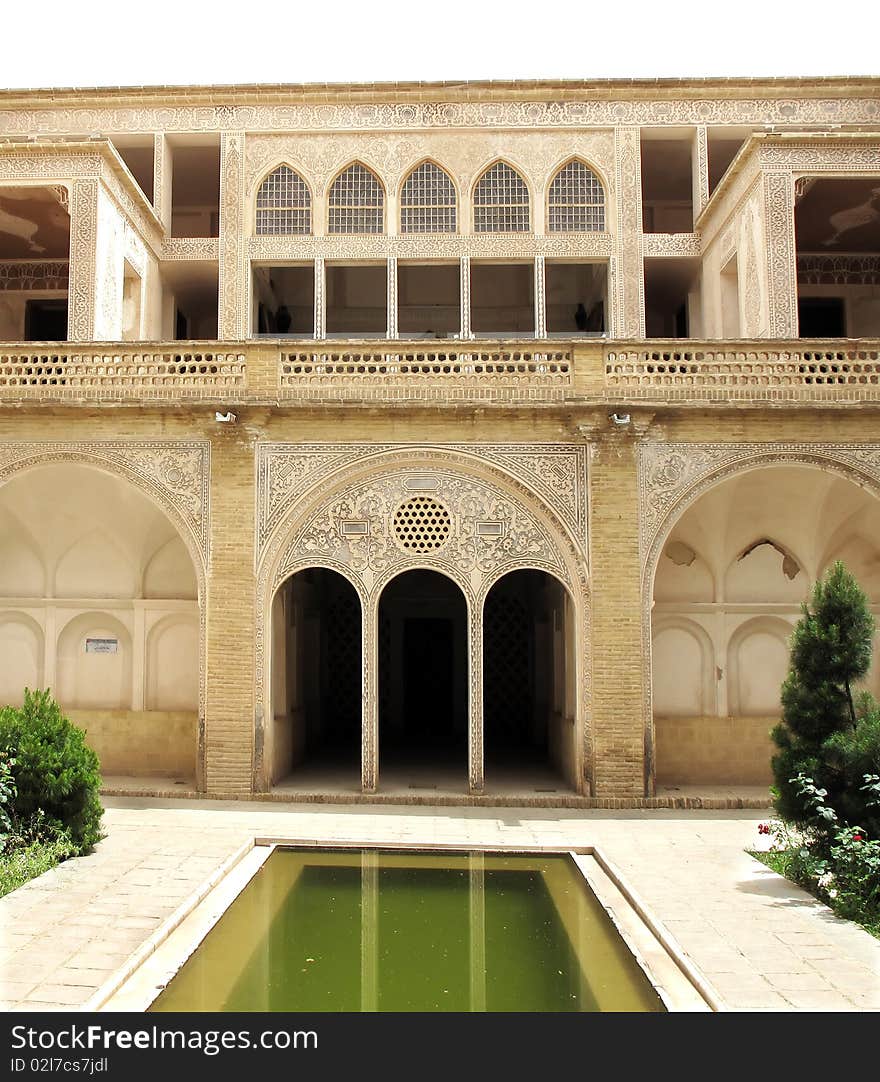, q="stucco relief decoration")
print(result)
[247,232,613,261]
[2,97,878,137]
[739,196,765,335]
[68,179,98,341]
[0,441,211,565]
[256,443,588,566]
[638,442,880,576]
[0,261,68,290]
[276,471,566,591]
[614,128,644,338]
[764,173,798,337]
[219,133,244,340]
[243,131,615,199]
